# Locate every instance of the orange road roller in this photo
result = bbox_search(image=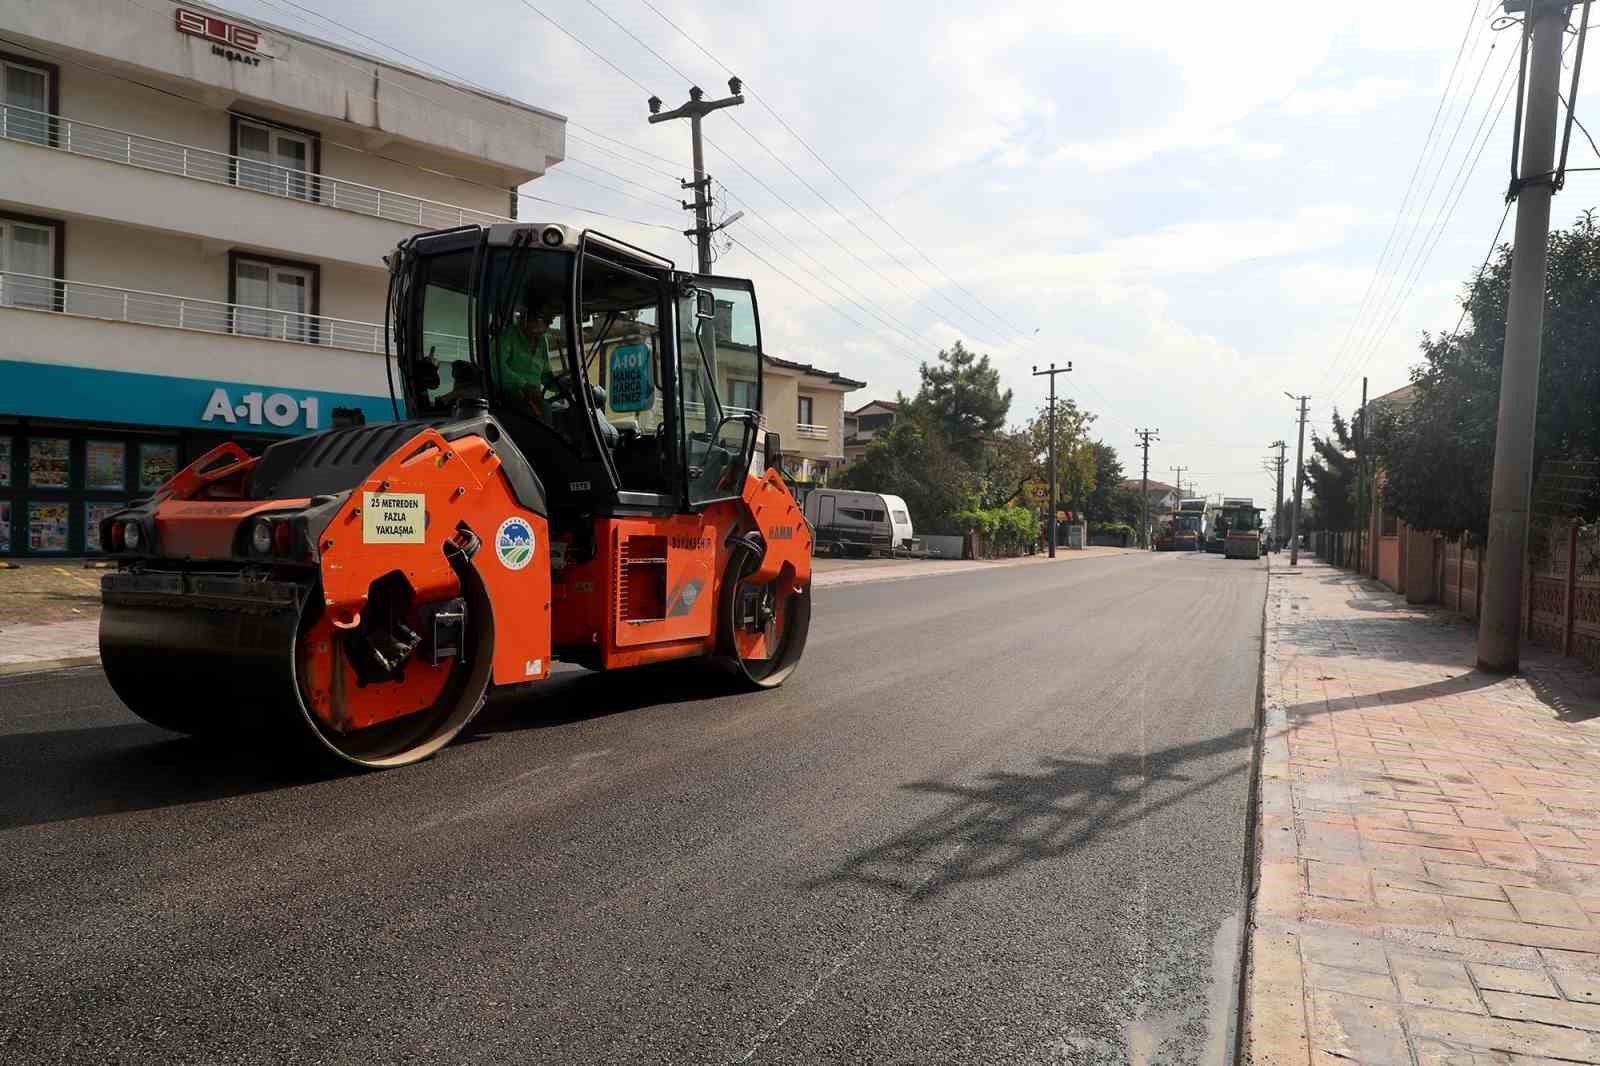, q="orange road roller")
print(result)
[98,223,812,768]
